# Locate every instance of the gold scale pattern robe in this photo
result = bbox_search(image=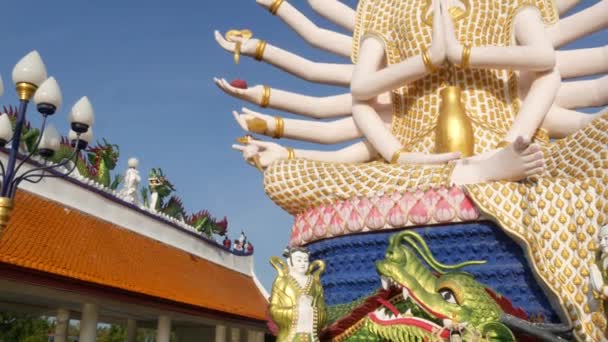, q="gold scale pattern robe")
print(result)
[263,0,608,339]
